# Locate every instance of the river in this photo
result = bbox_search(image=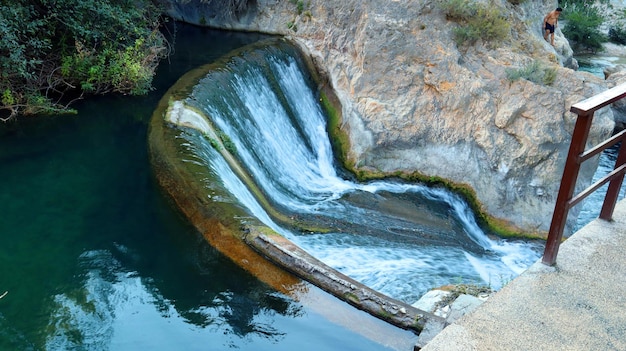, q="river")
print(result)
[0,22,621,351]
[0,23,415,351]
